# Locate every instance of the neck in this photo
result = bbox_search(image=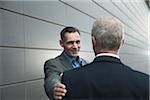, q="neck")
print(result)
[72,56,77,61]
